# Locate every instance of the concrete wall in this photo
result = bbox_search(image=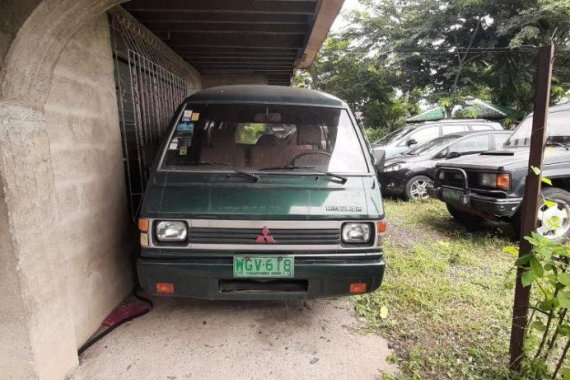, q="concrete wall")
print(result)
[44,15,134,347]
[0,6,131,379]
